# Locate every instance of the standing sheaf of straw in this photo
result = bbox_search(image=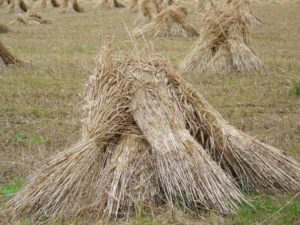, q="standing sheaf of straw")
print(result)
[51,0,60,7]
[132,5,199,38]
[99,0,125,8]
[7,46,133,220]
[181,6,265,74]
[60,0,84,13]
[134,0,160,25]
[8,0,28,13]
